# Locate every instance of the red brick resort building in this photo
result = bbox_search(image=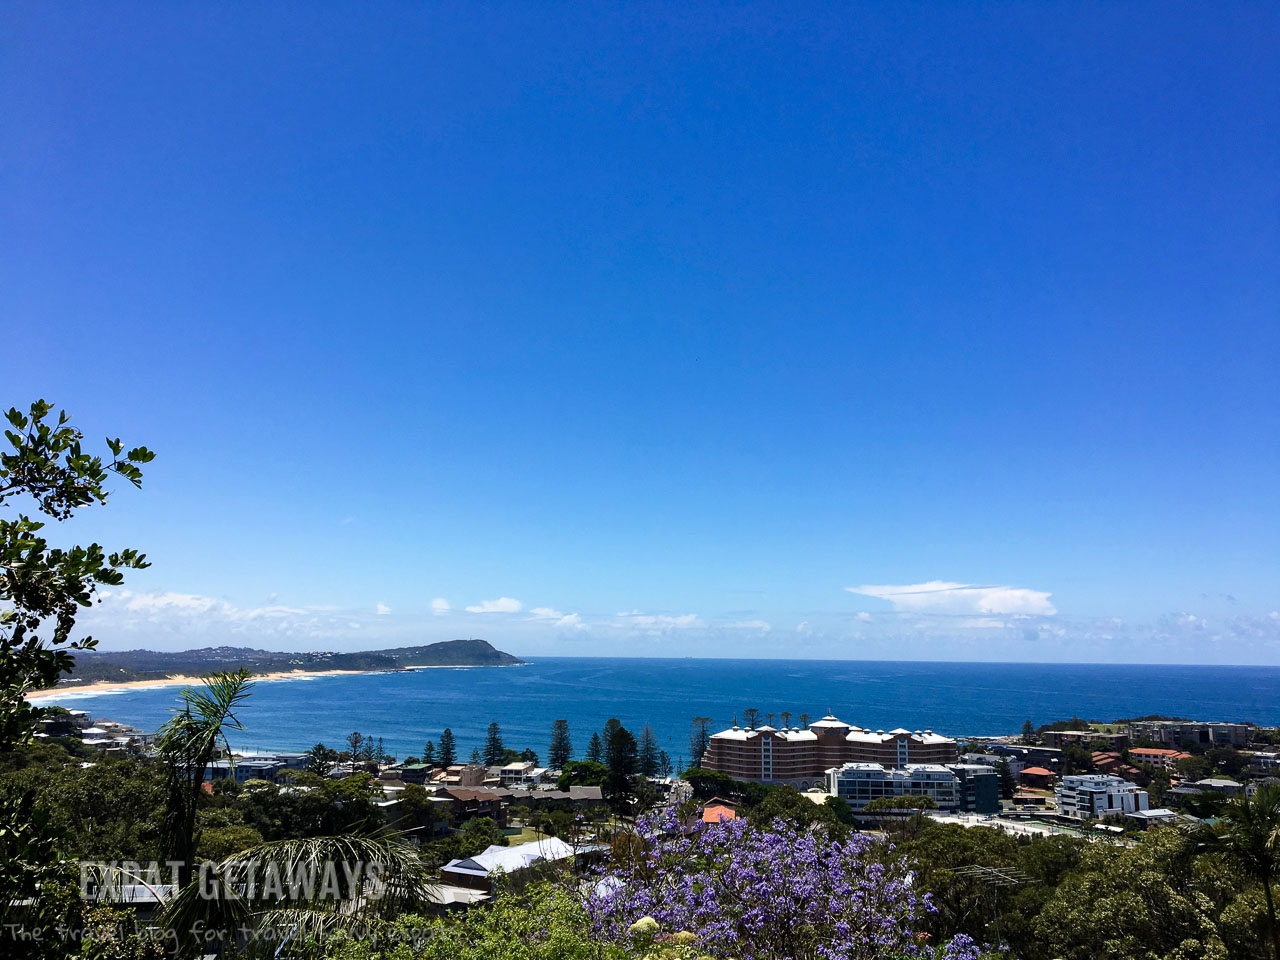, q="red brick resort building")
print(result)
[701,714,958,788]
